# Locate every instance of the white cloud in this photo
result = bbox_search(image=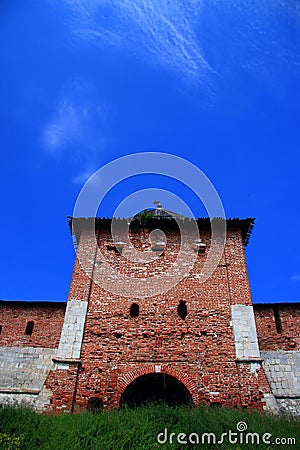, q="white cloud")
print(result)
[41,79,110,161]
[64,0,212,84]
[40,79,113,185]
[42,99,86,153]
[290,274,300,282]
